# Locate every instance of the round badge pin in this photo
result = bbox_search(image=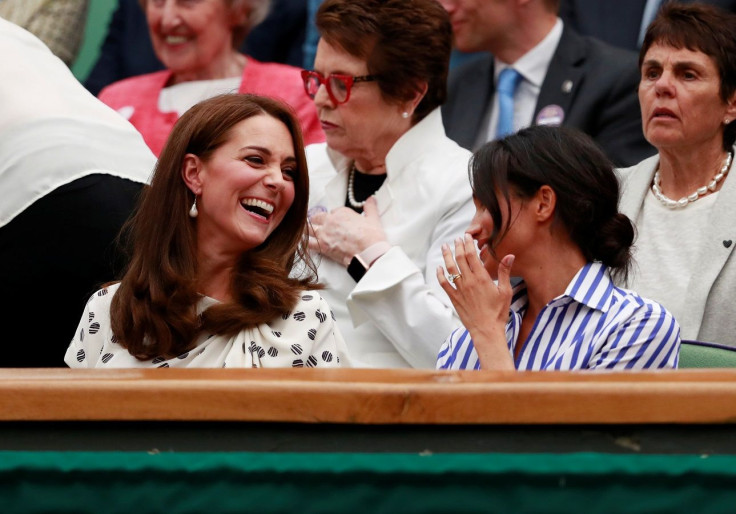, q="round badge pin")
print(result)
[308,205,328,220]
[535,104,565,126]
